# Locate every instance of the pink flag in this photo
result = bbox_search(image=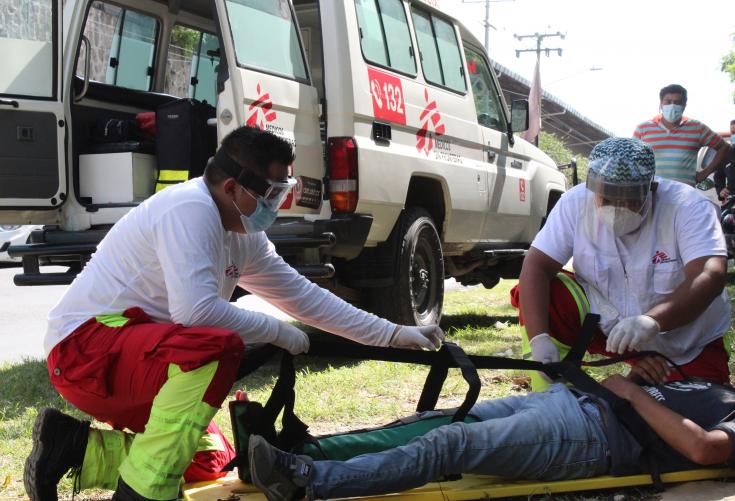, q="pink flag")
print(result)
[523,60,541,143]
